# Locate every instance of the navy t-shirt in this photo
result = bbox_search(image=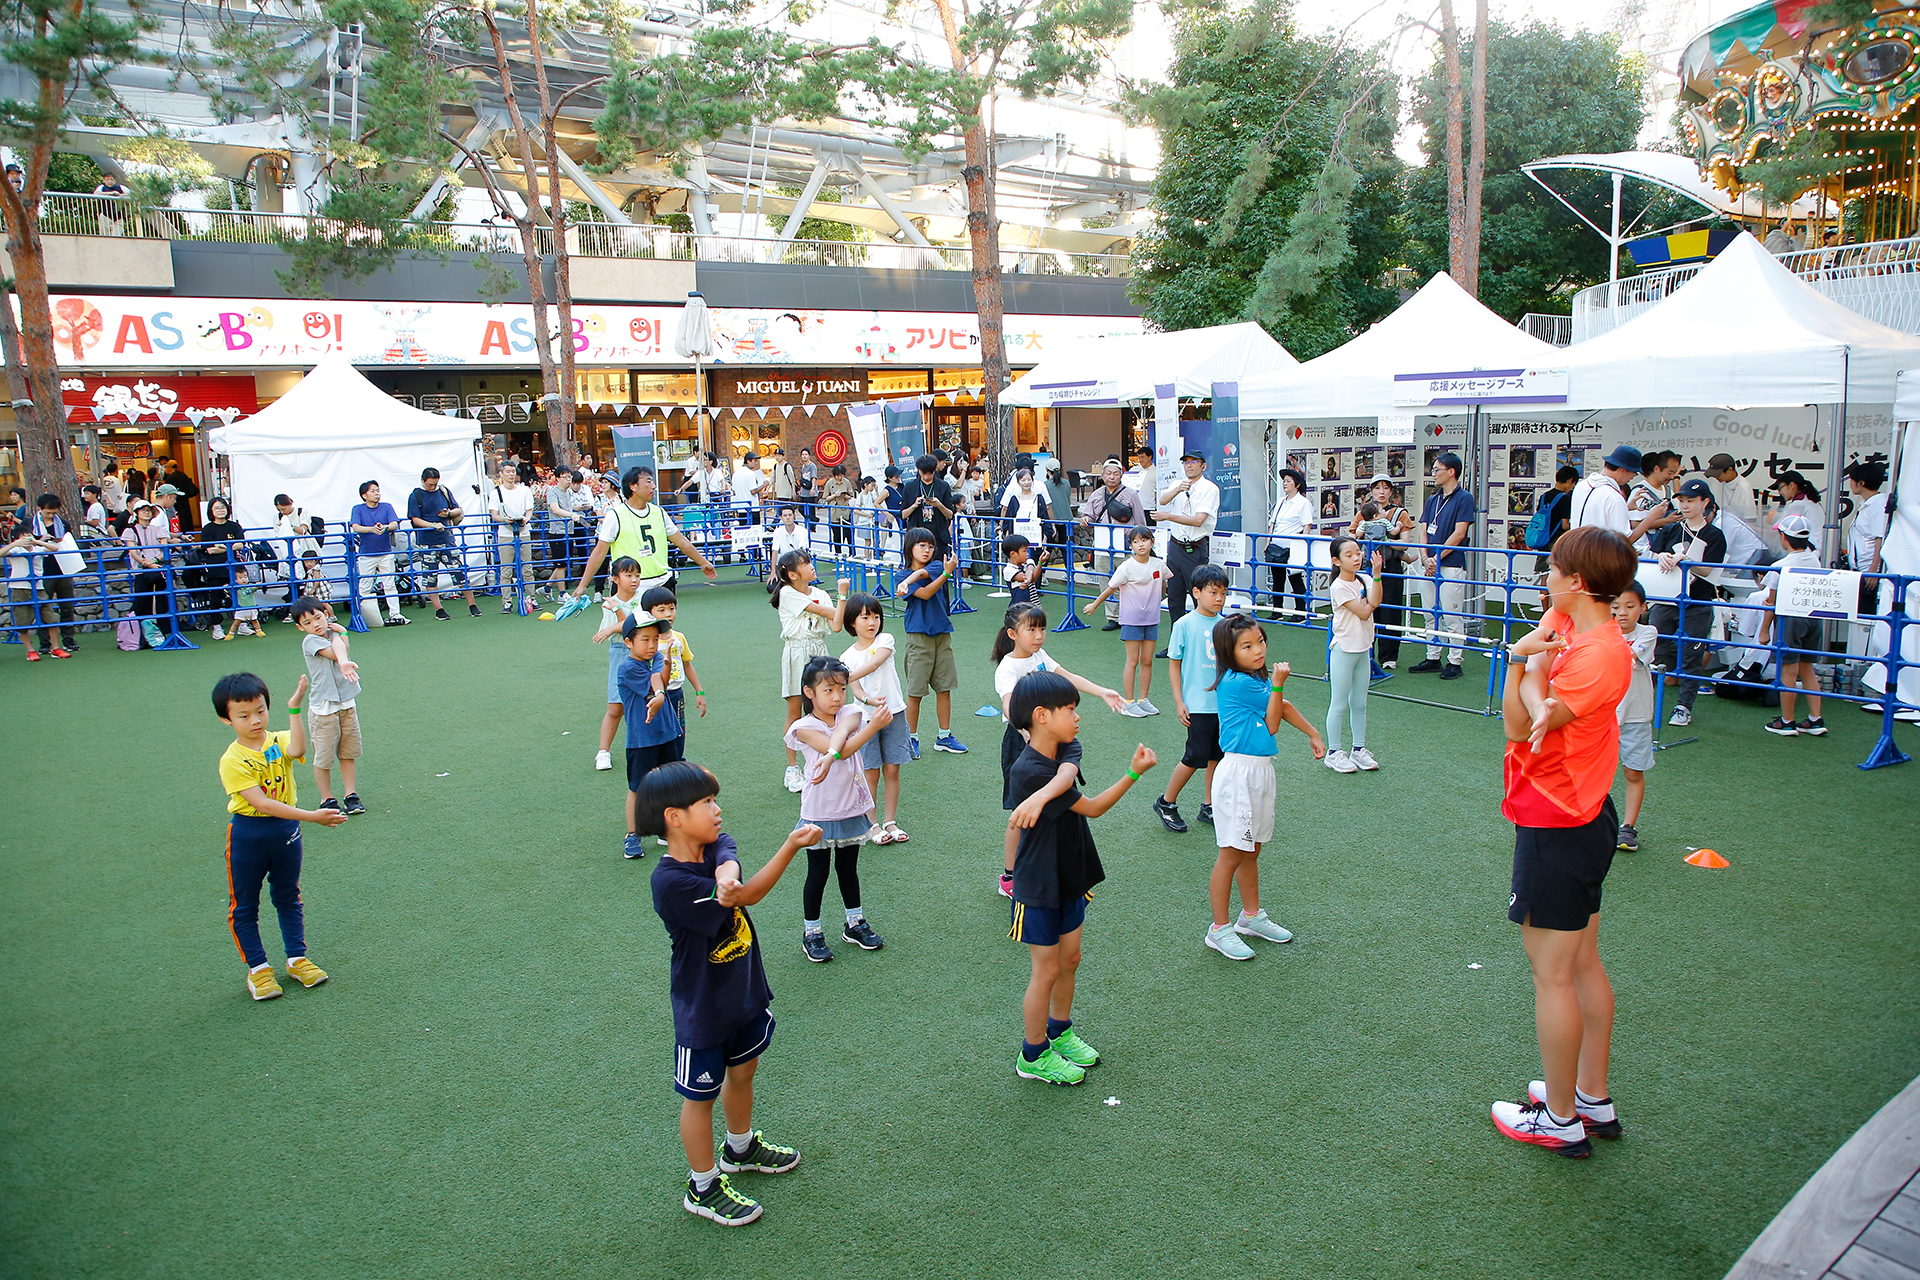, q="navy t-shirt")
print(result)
[408,486,459,546]
[1421,487,1476,568]
[903,570,953,636]
[1007,742,1104,909]
[617,653,682,747]
[351,502,398,556]
[650,834,771,1049]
